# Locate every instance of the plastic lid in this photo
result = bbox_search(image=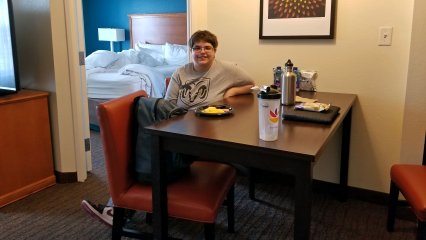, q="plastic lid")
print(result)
[285,59,293,67]
[257,87,281,99]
